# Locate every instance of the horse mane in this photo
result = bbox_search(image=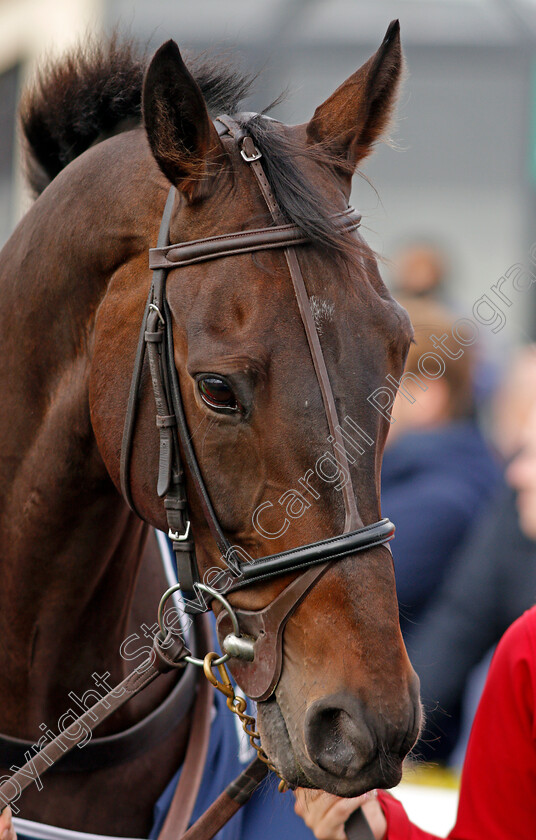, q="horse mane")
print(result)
[19,36,253,197]
[20,35,360,257]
